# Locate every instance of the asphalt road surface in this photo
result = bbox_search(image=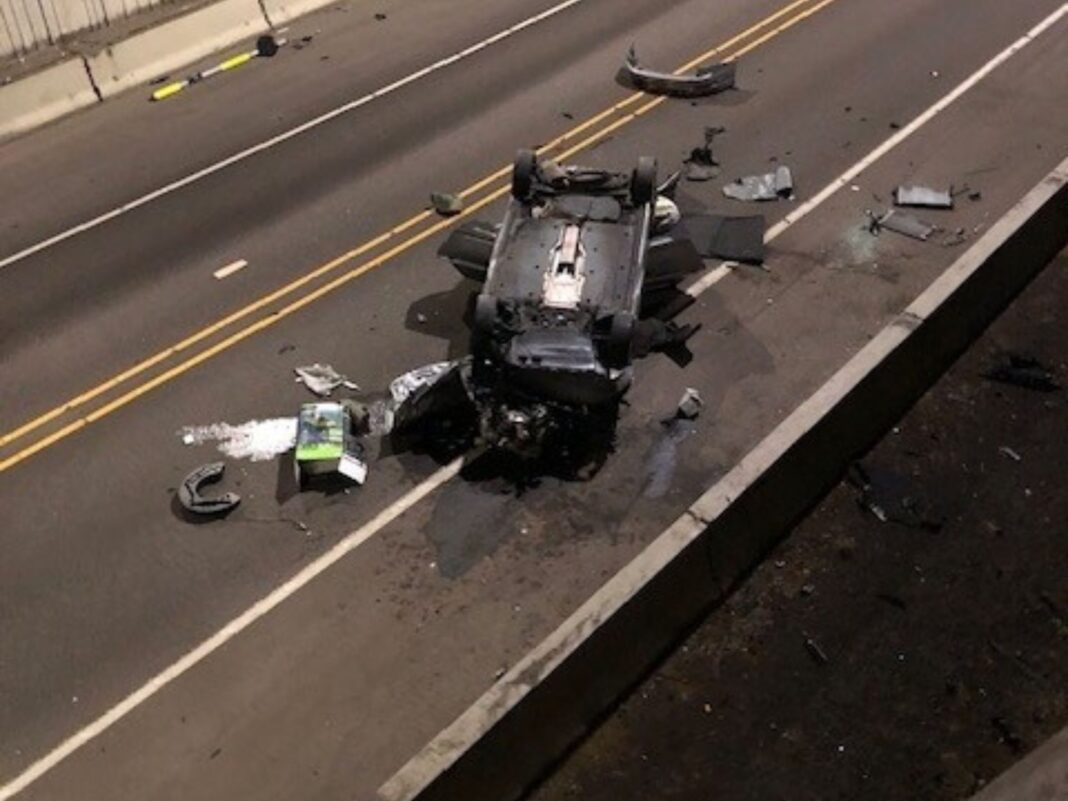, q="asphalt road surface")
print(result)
[1,0,1066,798]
